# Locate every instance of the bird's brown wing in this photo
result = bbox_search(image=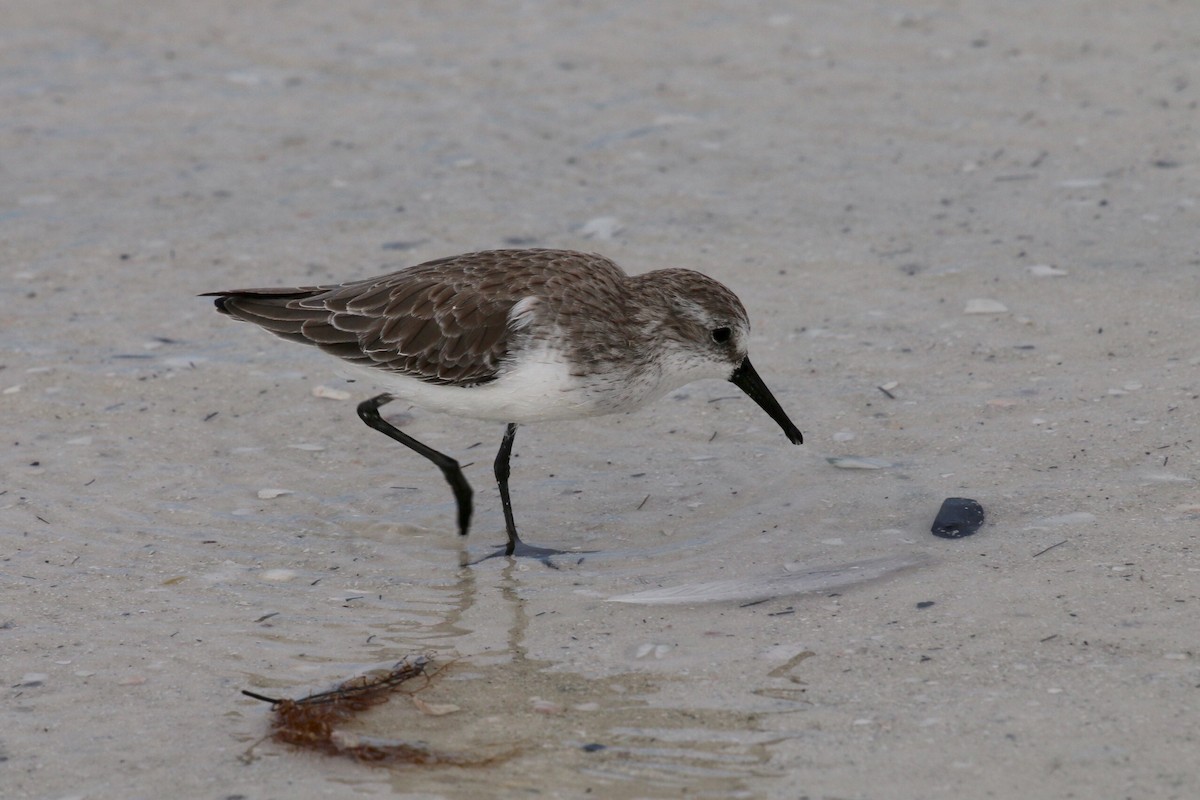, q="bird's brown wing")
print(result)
[203,249,624,387]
